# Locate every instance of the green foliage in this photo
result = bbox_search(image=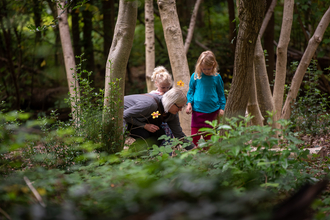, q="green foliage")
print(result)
[290,60,330,136]
[1,111,330,219]
[65,55,125,153]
